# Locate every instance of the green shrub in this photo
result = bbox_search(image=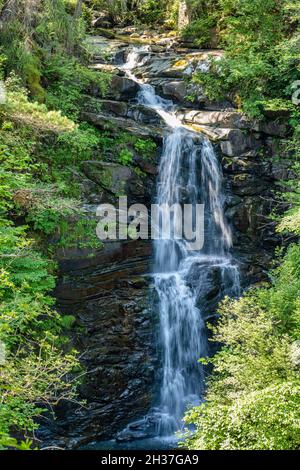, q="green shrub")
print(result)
[187,0,300,116]
[0,221,79,449]
[43,54,110,121]
[118,148,134,165]
[184,381,300,450]
[183,243,300,450]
